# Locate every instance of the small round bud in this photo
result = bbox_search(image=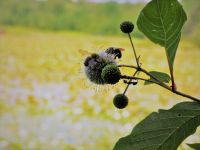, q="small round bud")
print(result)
[101,64,121,84]
[113,94,128,109]
[120,21,134,33]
